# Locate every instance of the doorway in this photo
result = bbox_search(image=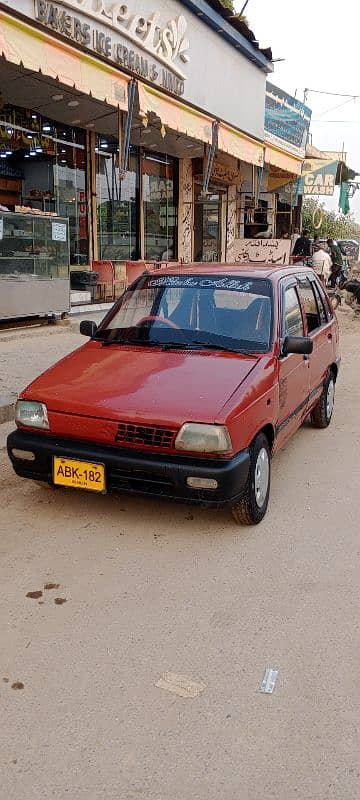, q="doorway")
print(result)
[194,184,227,262]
